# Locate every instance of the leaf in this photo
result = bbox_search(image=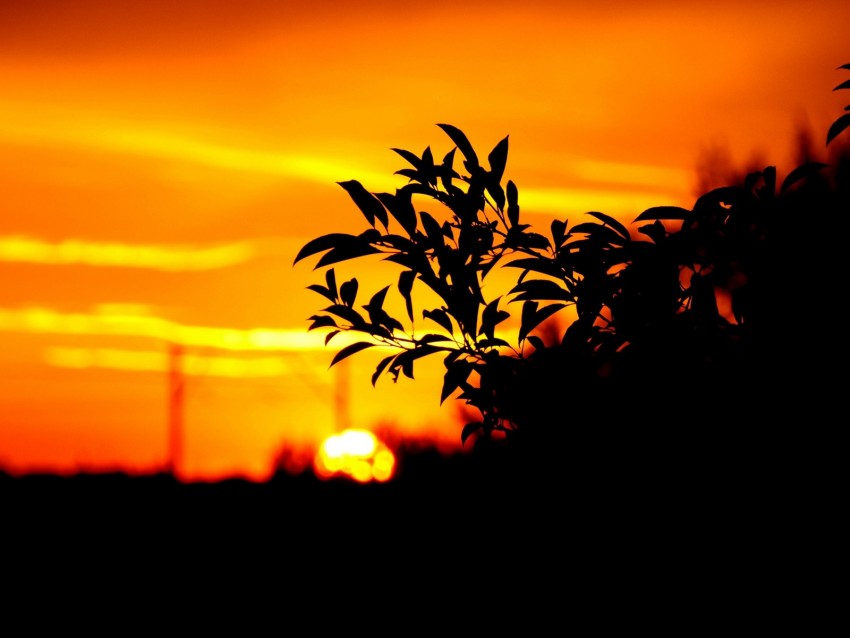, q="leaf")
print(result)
[526,335,545,351]
[376,189,417,236]
[419,211,444,247]
[461,421,482,445]
[330,341,376,367]
[509,279,572,302]
[323,304,366,327]
[586,211,630,241]
[325,269,338,299]
[439,148,457,190]
[634,206,691,222]
[306,284,336,304]
[519,301,566,342]
[506,180,520,227]
[324,330,341,345]
[418,333,454,344]
[833,79,850,91]
[391,147,421,169]
[365,285,390,312]
[479,296,504,340]
[436,123,479,170]
[551,219,567,246]
[340,278,359,307]
[503,256,564,279]
[314,243,382,269]
[423,308,454,334]
[476,337,511,349]
[441,359,473,403]
[307,315,338,331]
[780,162,829,194]
[293,233,356,265]
[827,113,850,146]
[371,353,397,386]
[398,270,416,322]
[487,135,509,184]
[338,180,389,228]
[486,181,506,212]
